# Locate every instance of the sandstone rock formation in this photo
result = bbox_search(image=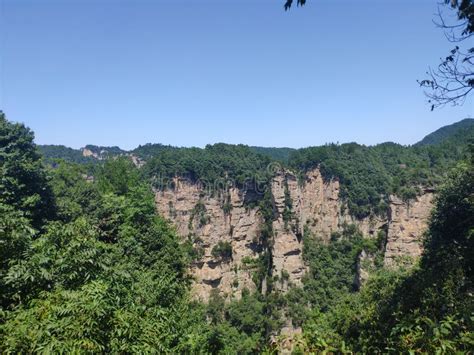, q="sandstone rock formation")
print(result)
[384,191,435,266]
[82,148,98,159]
[154,168,435,301]
[271,172,306,291]
[155,179,260,302]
